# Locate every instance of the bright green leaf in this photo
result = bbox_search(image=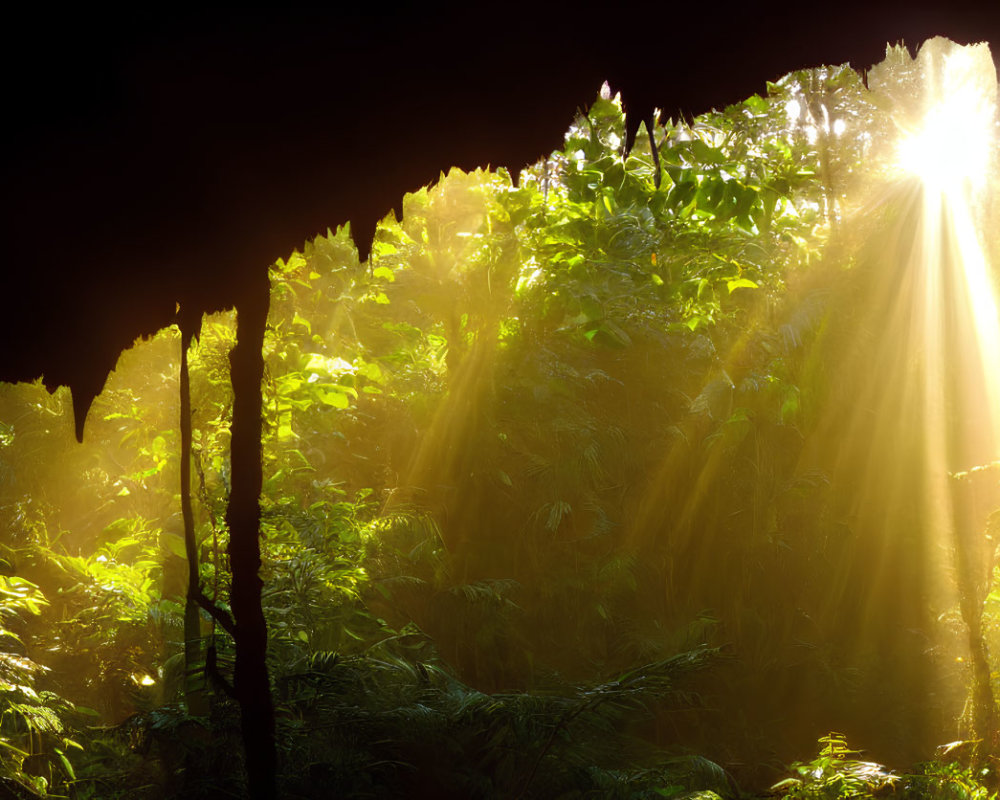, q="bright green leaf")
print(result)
[726,278,759,293]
